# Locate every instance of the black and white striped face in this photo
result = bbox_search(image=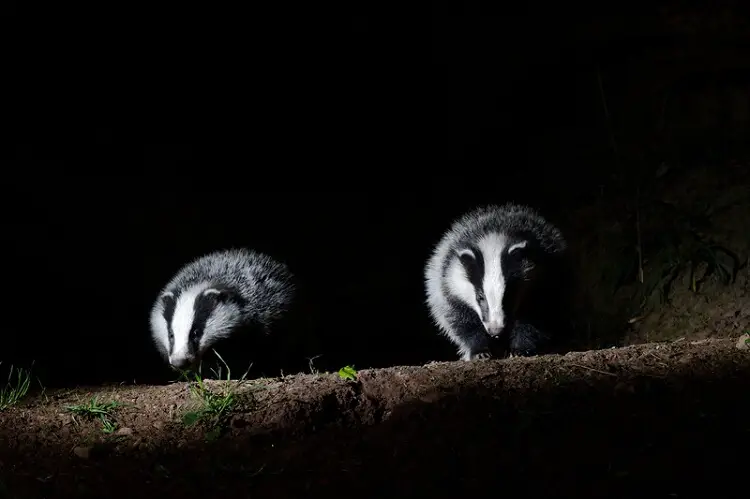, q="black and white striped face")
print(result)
[156,285,244,369]
[447,232,535,337]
